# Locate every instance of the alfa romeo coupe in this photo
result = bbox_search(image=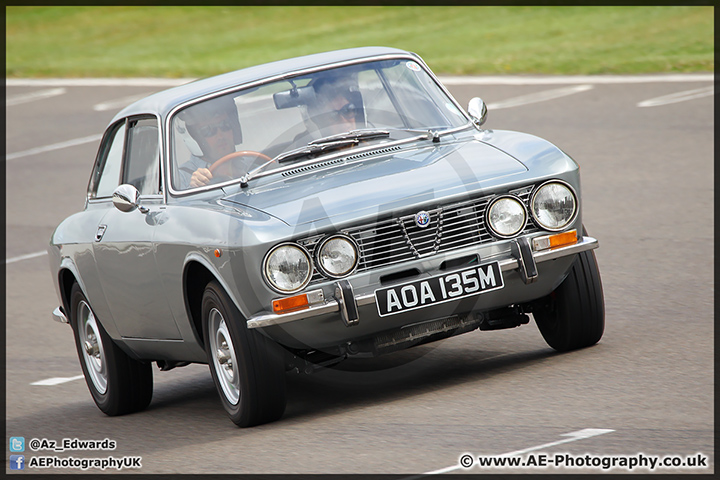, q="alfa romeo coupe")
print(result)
[49,47,604,427]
